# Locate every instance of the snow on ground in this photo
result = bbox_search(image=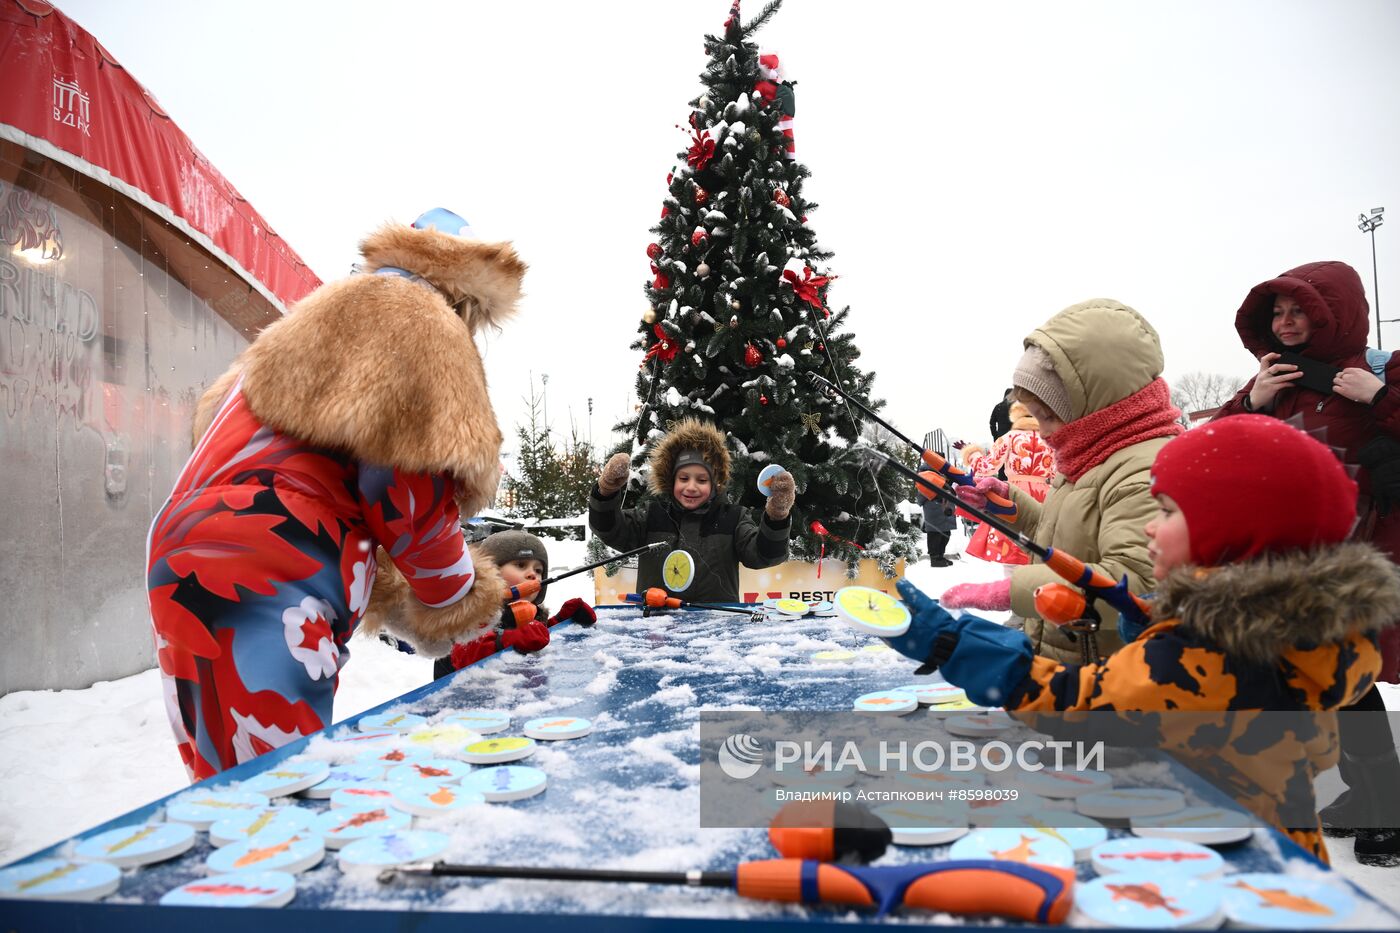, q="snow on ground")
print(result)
[2,531,1399,912]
